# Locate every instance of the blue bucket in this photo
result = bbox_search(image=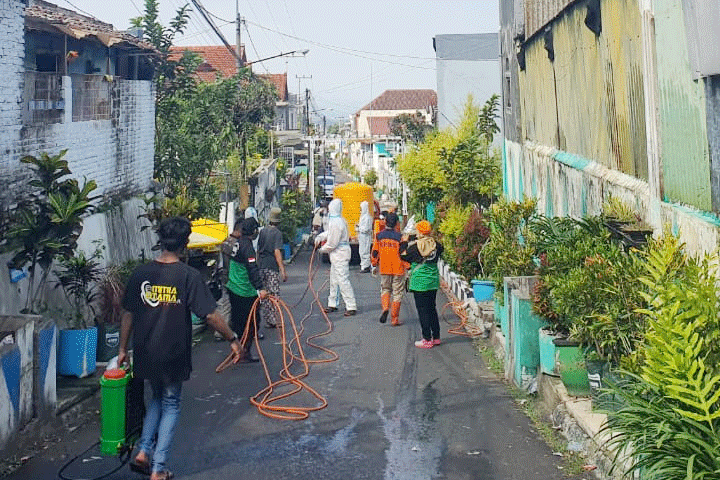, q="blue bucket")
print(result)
[471,280,495,302]
[58,327,97,378]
